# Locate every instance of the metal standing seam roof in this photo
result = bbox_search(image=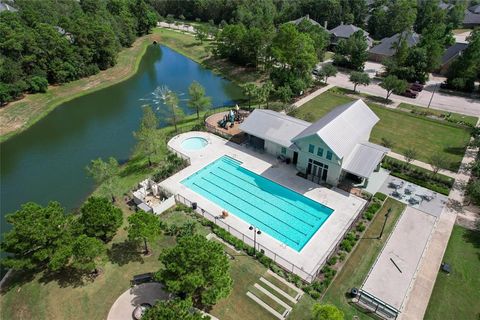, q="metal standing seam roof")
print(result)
[239,109,311,149]
[292,100,380,159]
[342,142,390,178]
[368,32,420,57]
